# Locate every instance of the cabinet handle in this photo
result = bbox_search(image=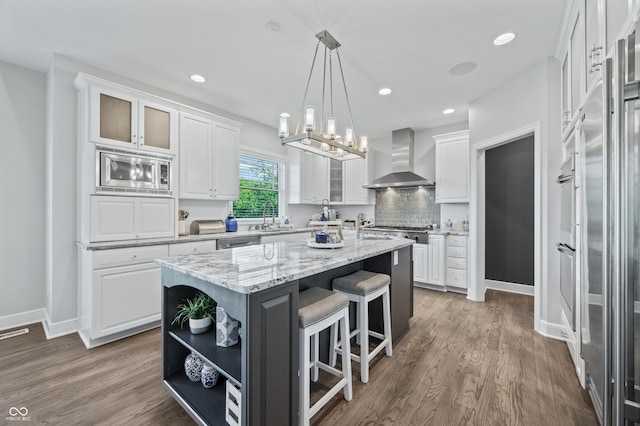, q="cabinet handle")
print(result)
[132,254,137,258]
[589,45,602,74]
